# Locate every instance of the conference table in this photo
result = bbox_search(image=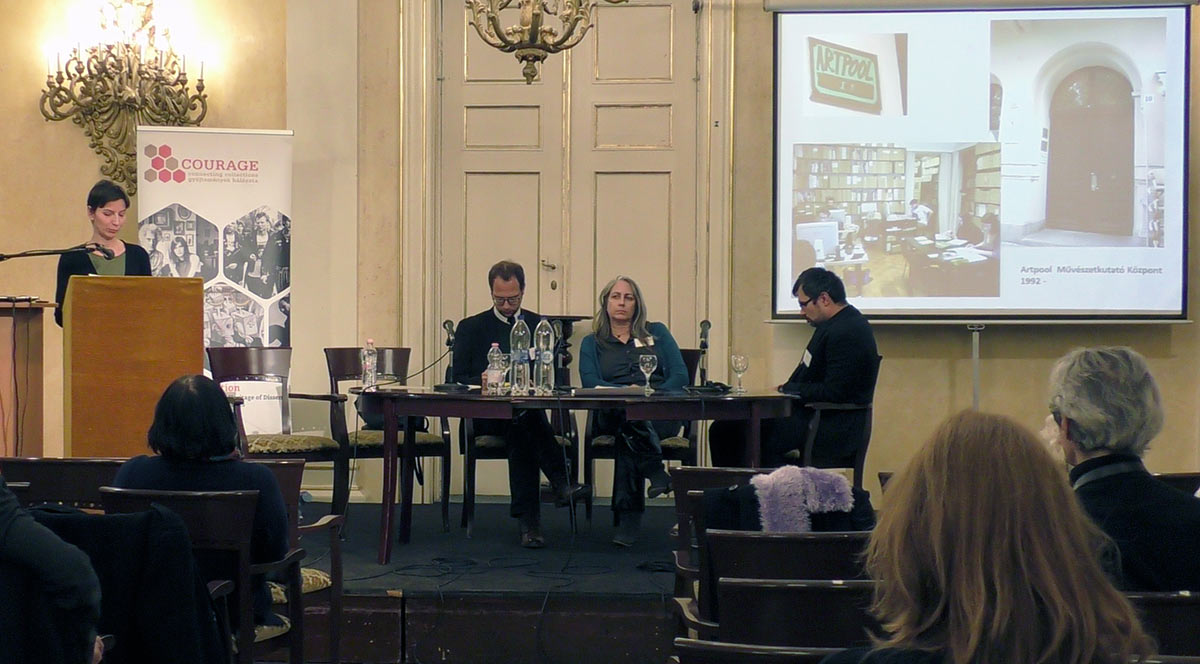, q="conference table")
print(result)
[353,387,793,564]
